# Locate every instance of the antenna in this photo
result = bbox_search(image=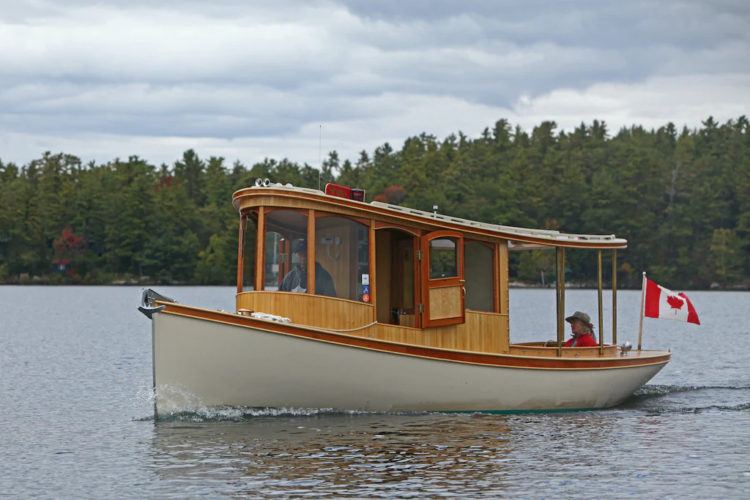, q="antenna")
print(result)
[318,124,322,190]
